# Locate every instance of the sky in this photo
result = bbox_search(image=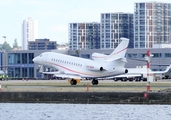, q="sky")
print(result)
[0,0,171,47]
